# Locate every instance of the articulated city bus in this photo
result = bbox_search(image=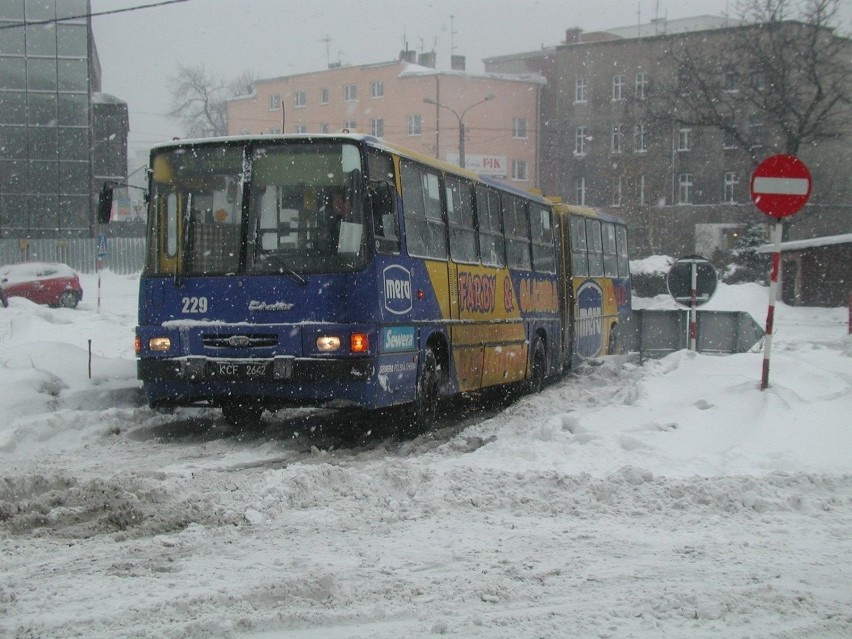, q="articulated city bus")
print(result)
[100,134,630,430]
